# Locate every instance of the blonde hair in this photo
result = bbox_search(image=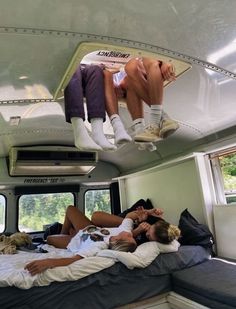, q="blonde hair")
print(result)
[153,220,180,244]
[168,224,181,240]
[109,239,137,253]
